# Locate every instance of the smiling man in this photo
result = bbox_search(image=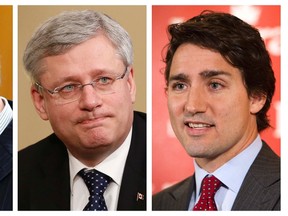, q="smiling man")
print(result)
[152,11,280,211]
[19,10,146,211]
